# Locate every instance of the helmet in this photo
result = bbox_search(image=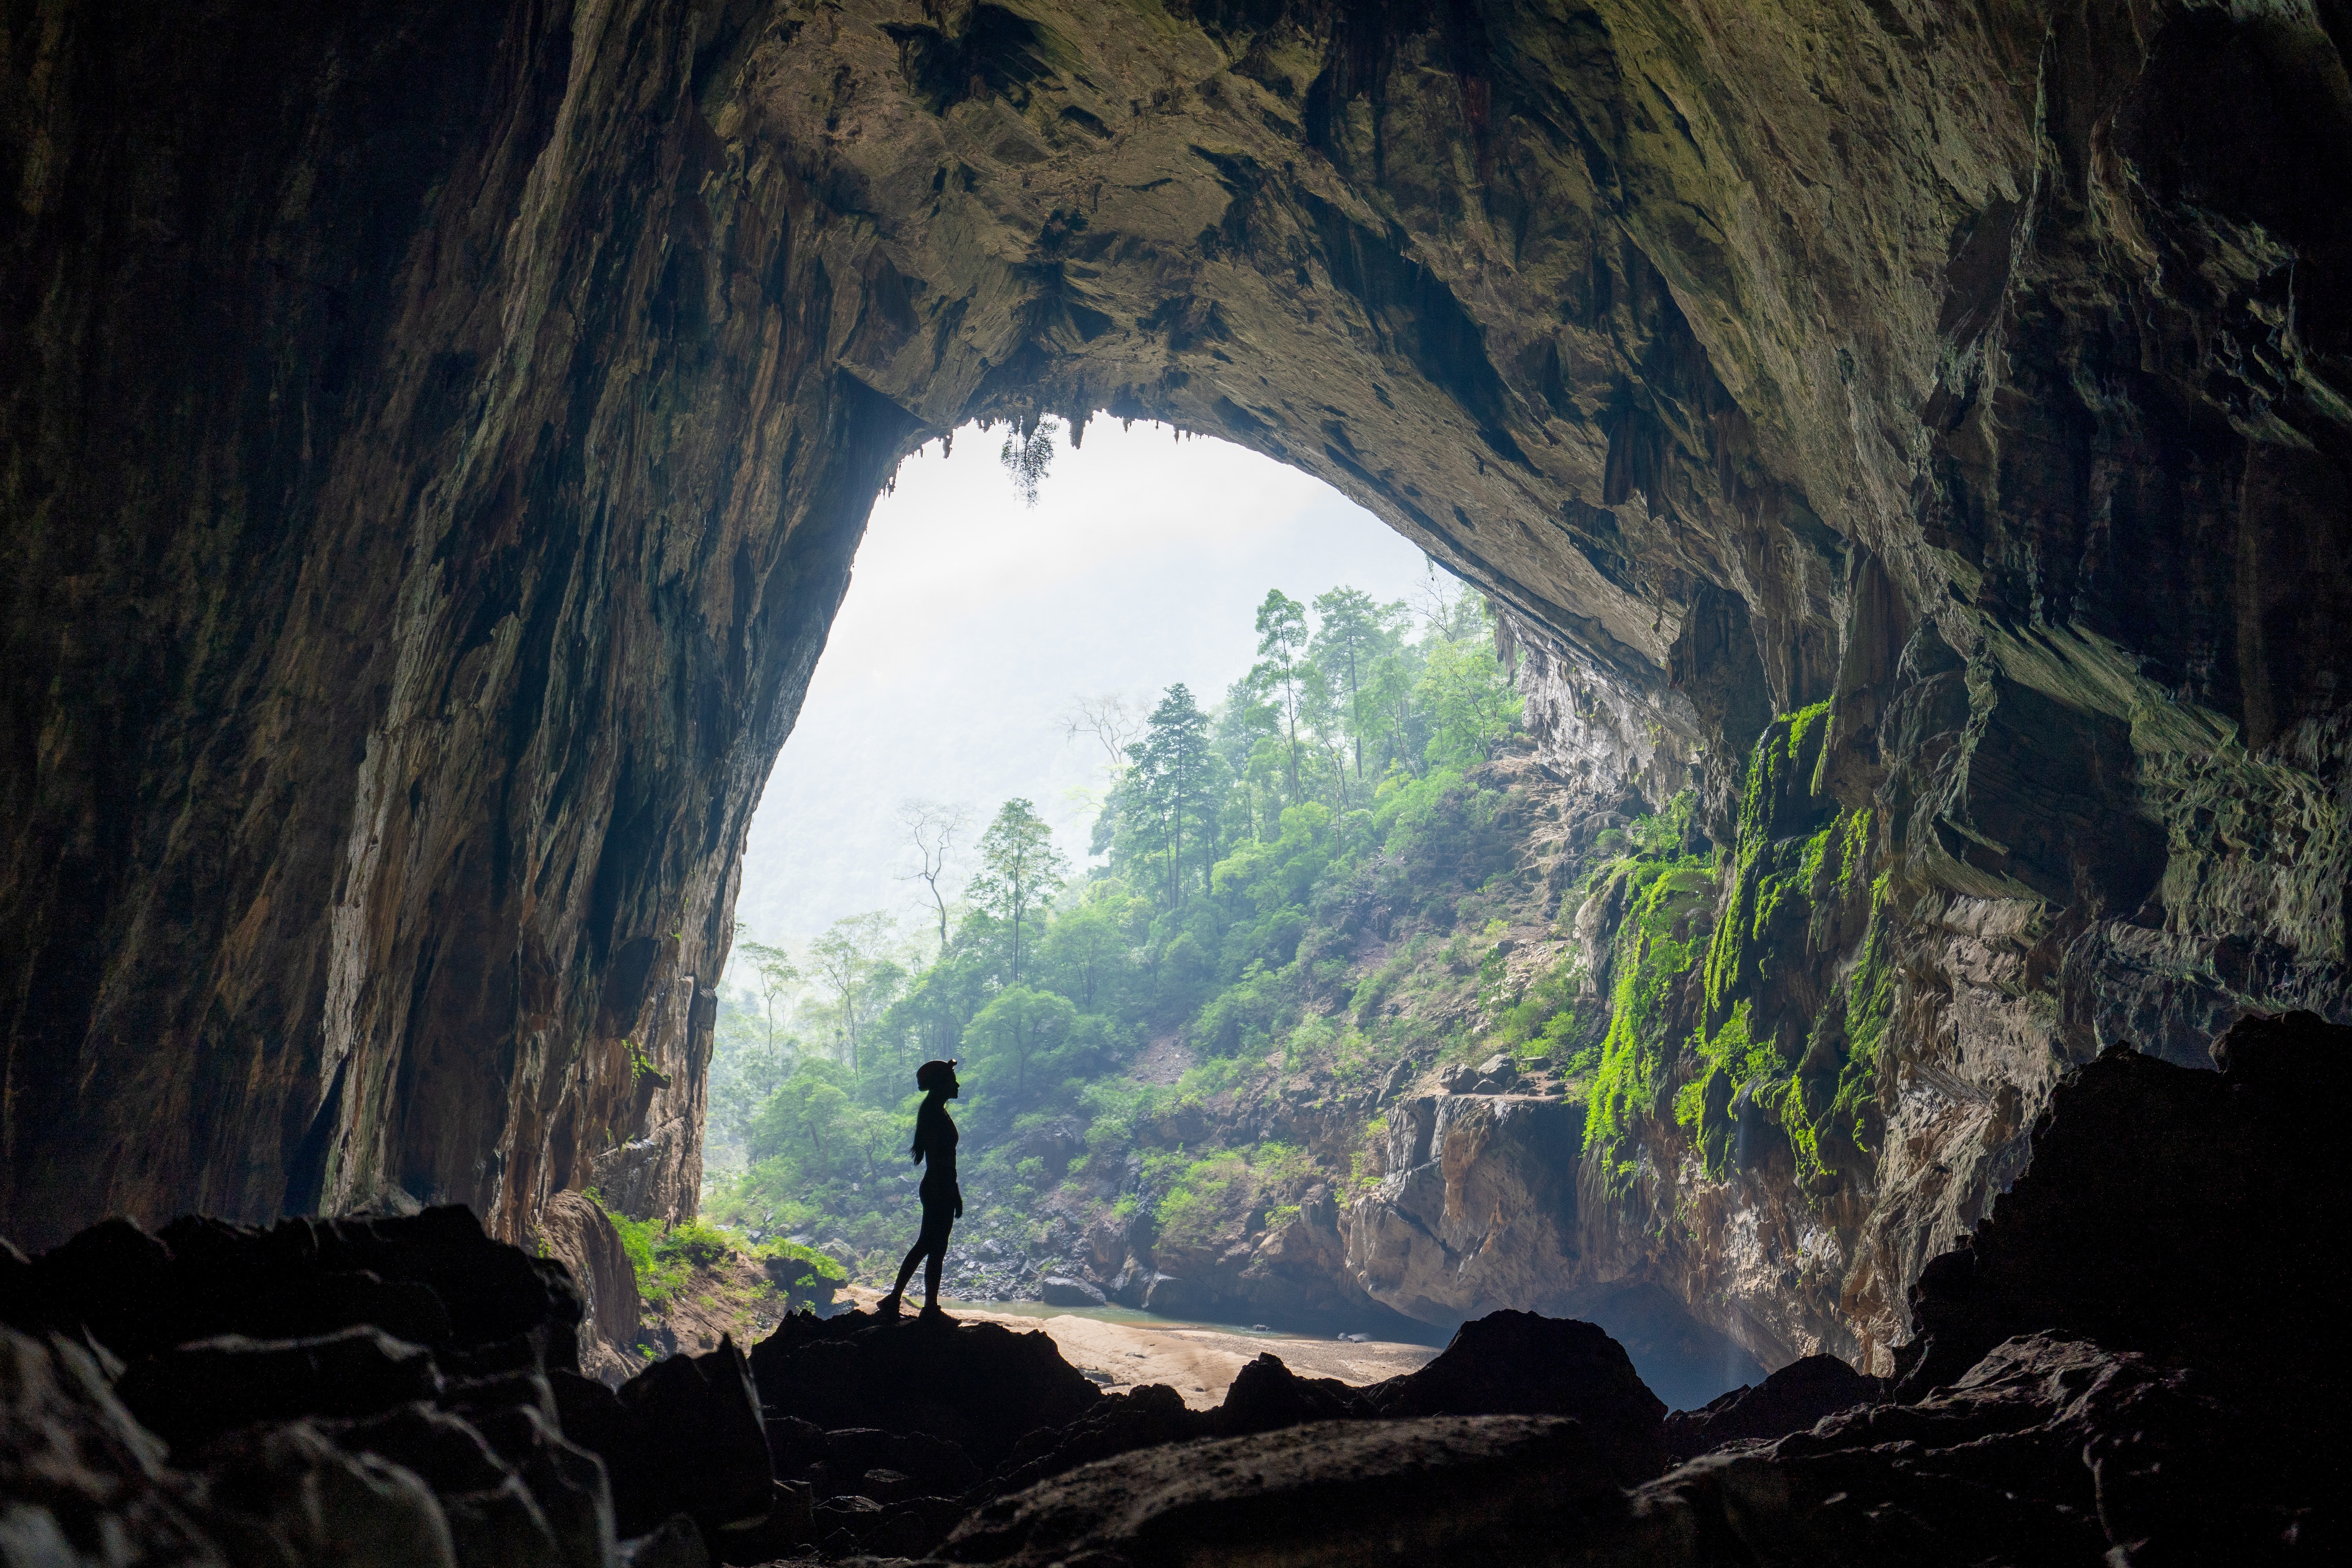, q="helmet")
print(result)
[915,1059,959,1092]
